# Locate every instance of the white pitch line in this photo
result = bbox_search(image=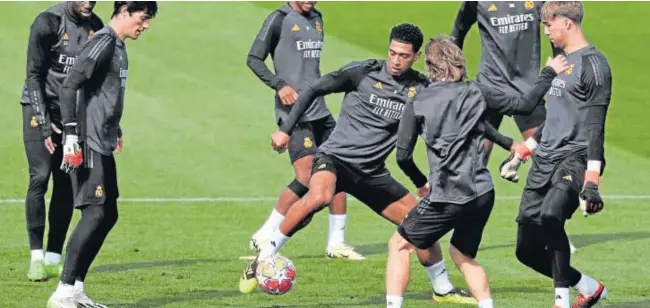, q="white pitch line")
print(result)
[0,195,649,204]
